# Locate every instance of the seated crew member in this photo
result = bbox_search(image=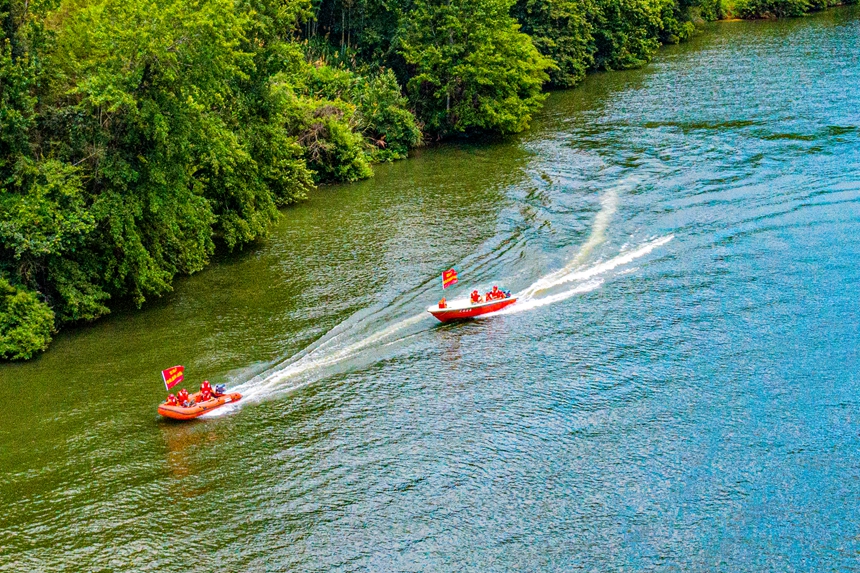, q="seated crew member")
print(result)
[199,380,213,402]
[491,286,502,300]
[177,388,193,407]
[439,297,447,309]
[166,394,178,406]
[471,290,480,304]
